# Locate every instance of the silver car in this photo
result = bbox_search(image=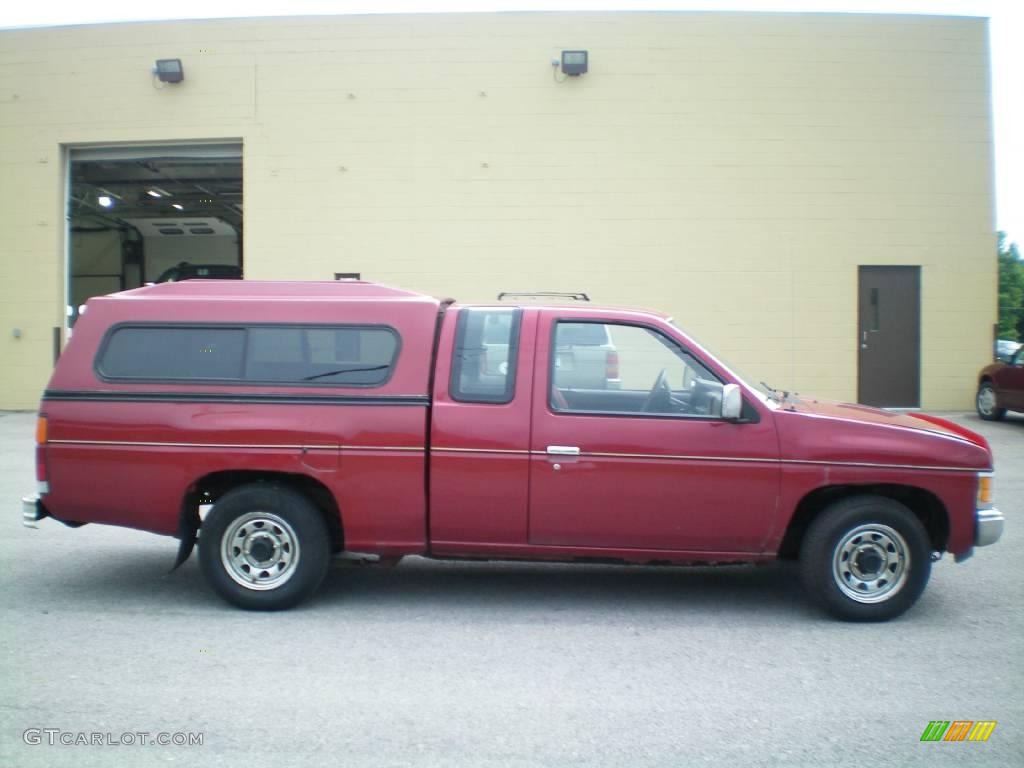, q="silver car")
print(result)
[481,316,621,390]
[552,322,621,390]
